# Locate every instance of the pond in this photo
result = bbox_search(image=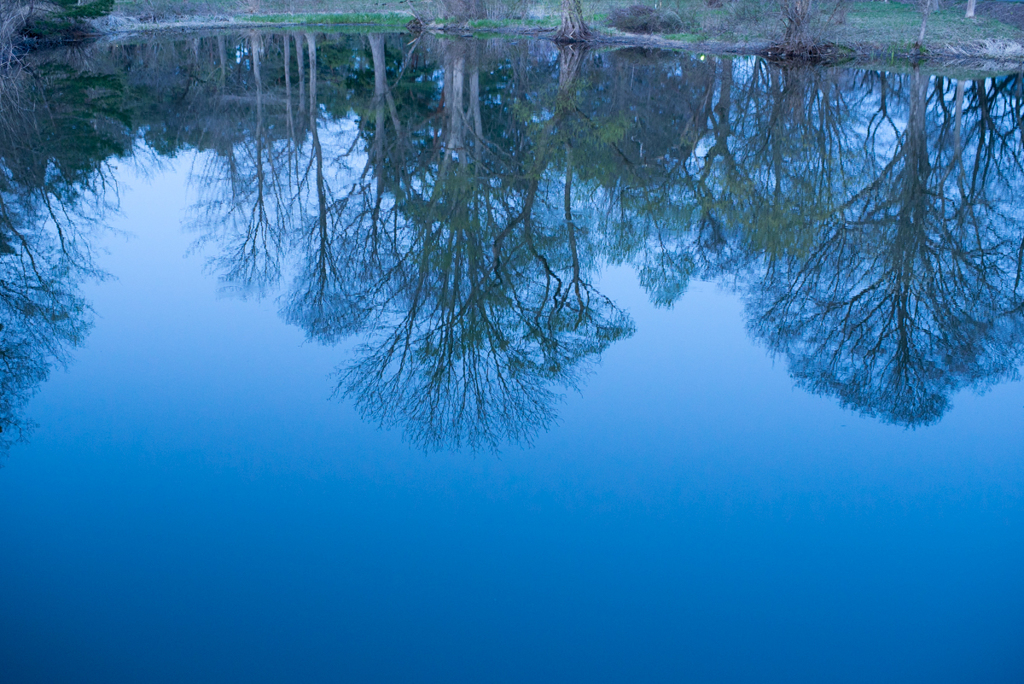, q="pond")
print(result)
[1,31,1023,682]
